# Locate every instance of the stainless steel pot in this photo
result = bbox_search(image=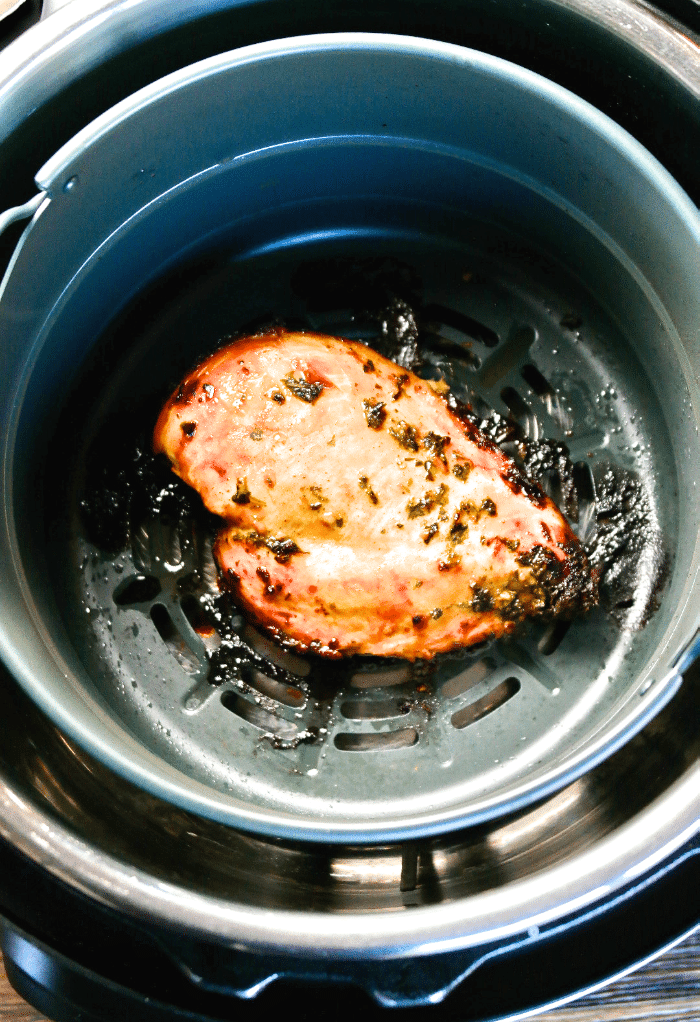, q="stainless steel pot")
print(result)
[0,0,698,1014]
